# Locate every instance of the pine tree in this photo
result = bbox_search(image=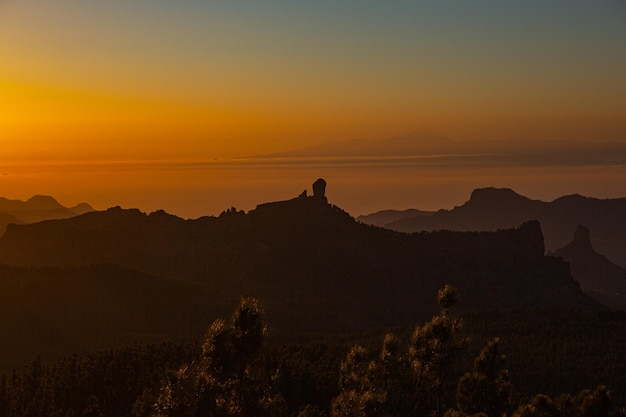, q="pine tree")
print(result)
[331,345,385,417]
[454,338,511,417]
[154,297,272,417]
[410,285,465,417]
[331,286,465,417]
